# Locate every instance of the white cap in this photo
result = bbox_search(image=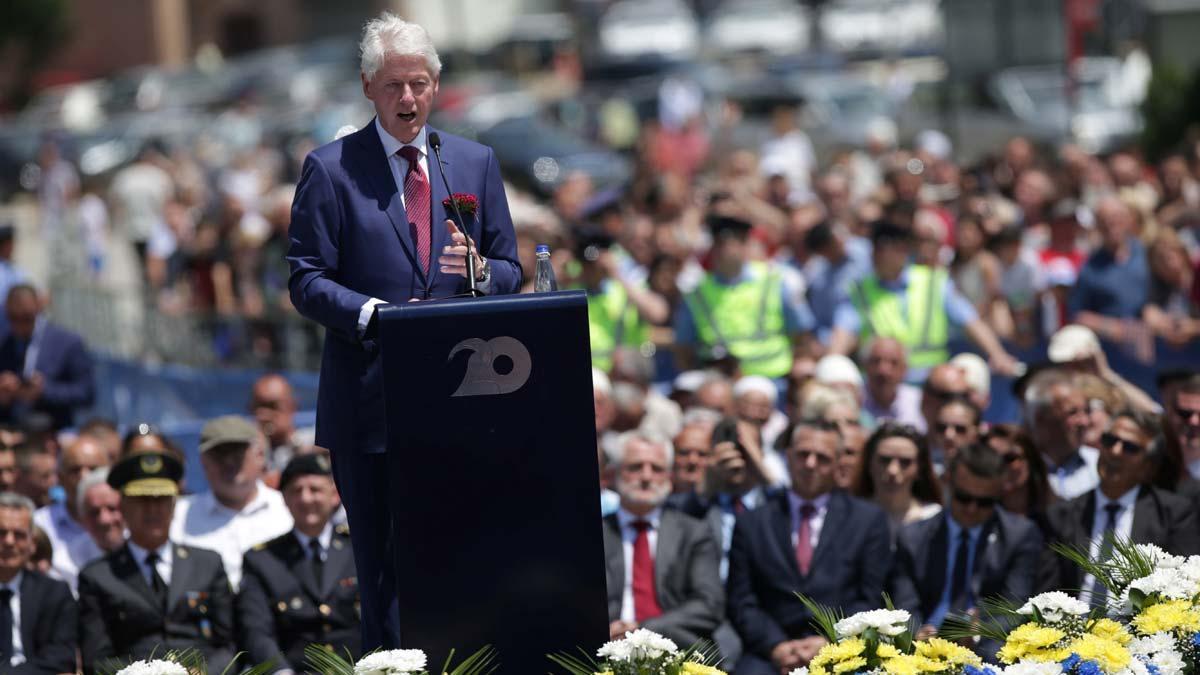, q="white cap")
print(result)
[949,353,990,398]
[672,370,708,394]
[1048,324,1101,363]
[814,354,864,390]
[733,375,778,405]
[915,129,953,161]
[592,368,612,396]
[865,116,898,148]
